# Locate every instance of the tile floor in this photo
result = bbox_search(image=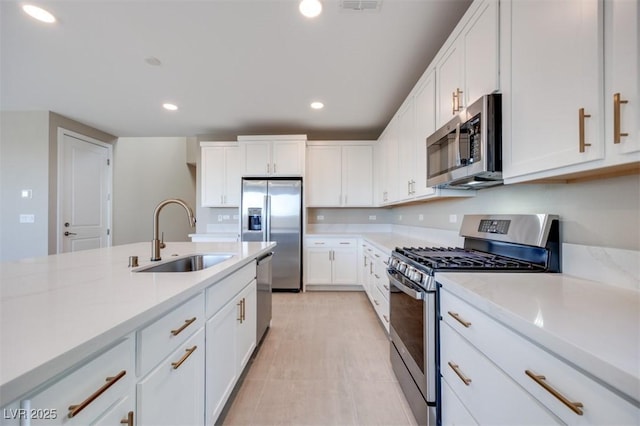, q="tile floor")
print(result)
[221,291,418,426]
